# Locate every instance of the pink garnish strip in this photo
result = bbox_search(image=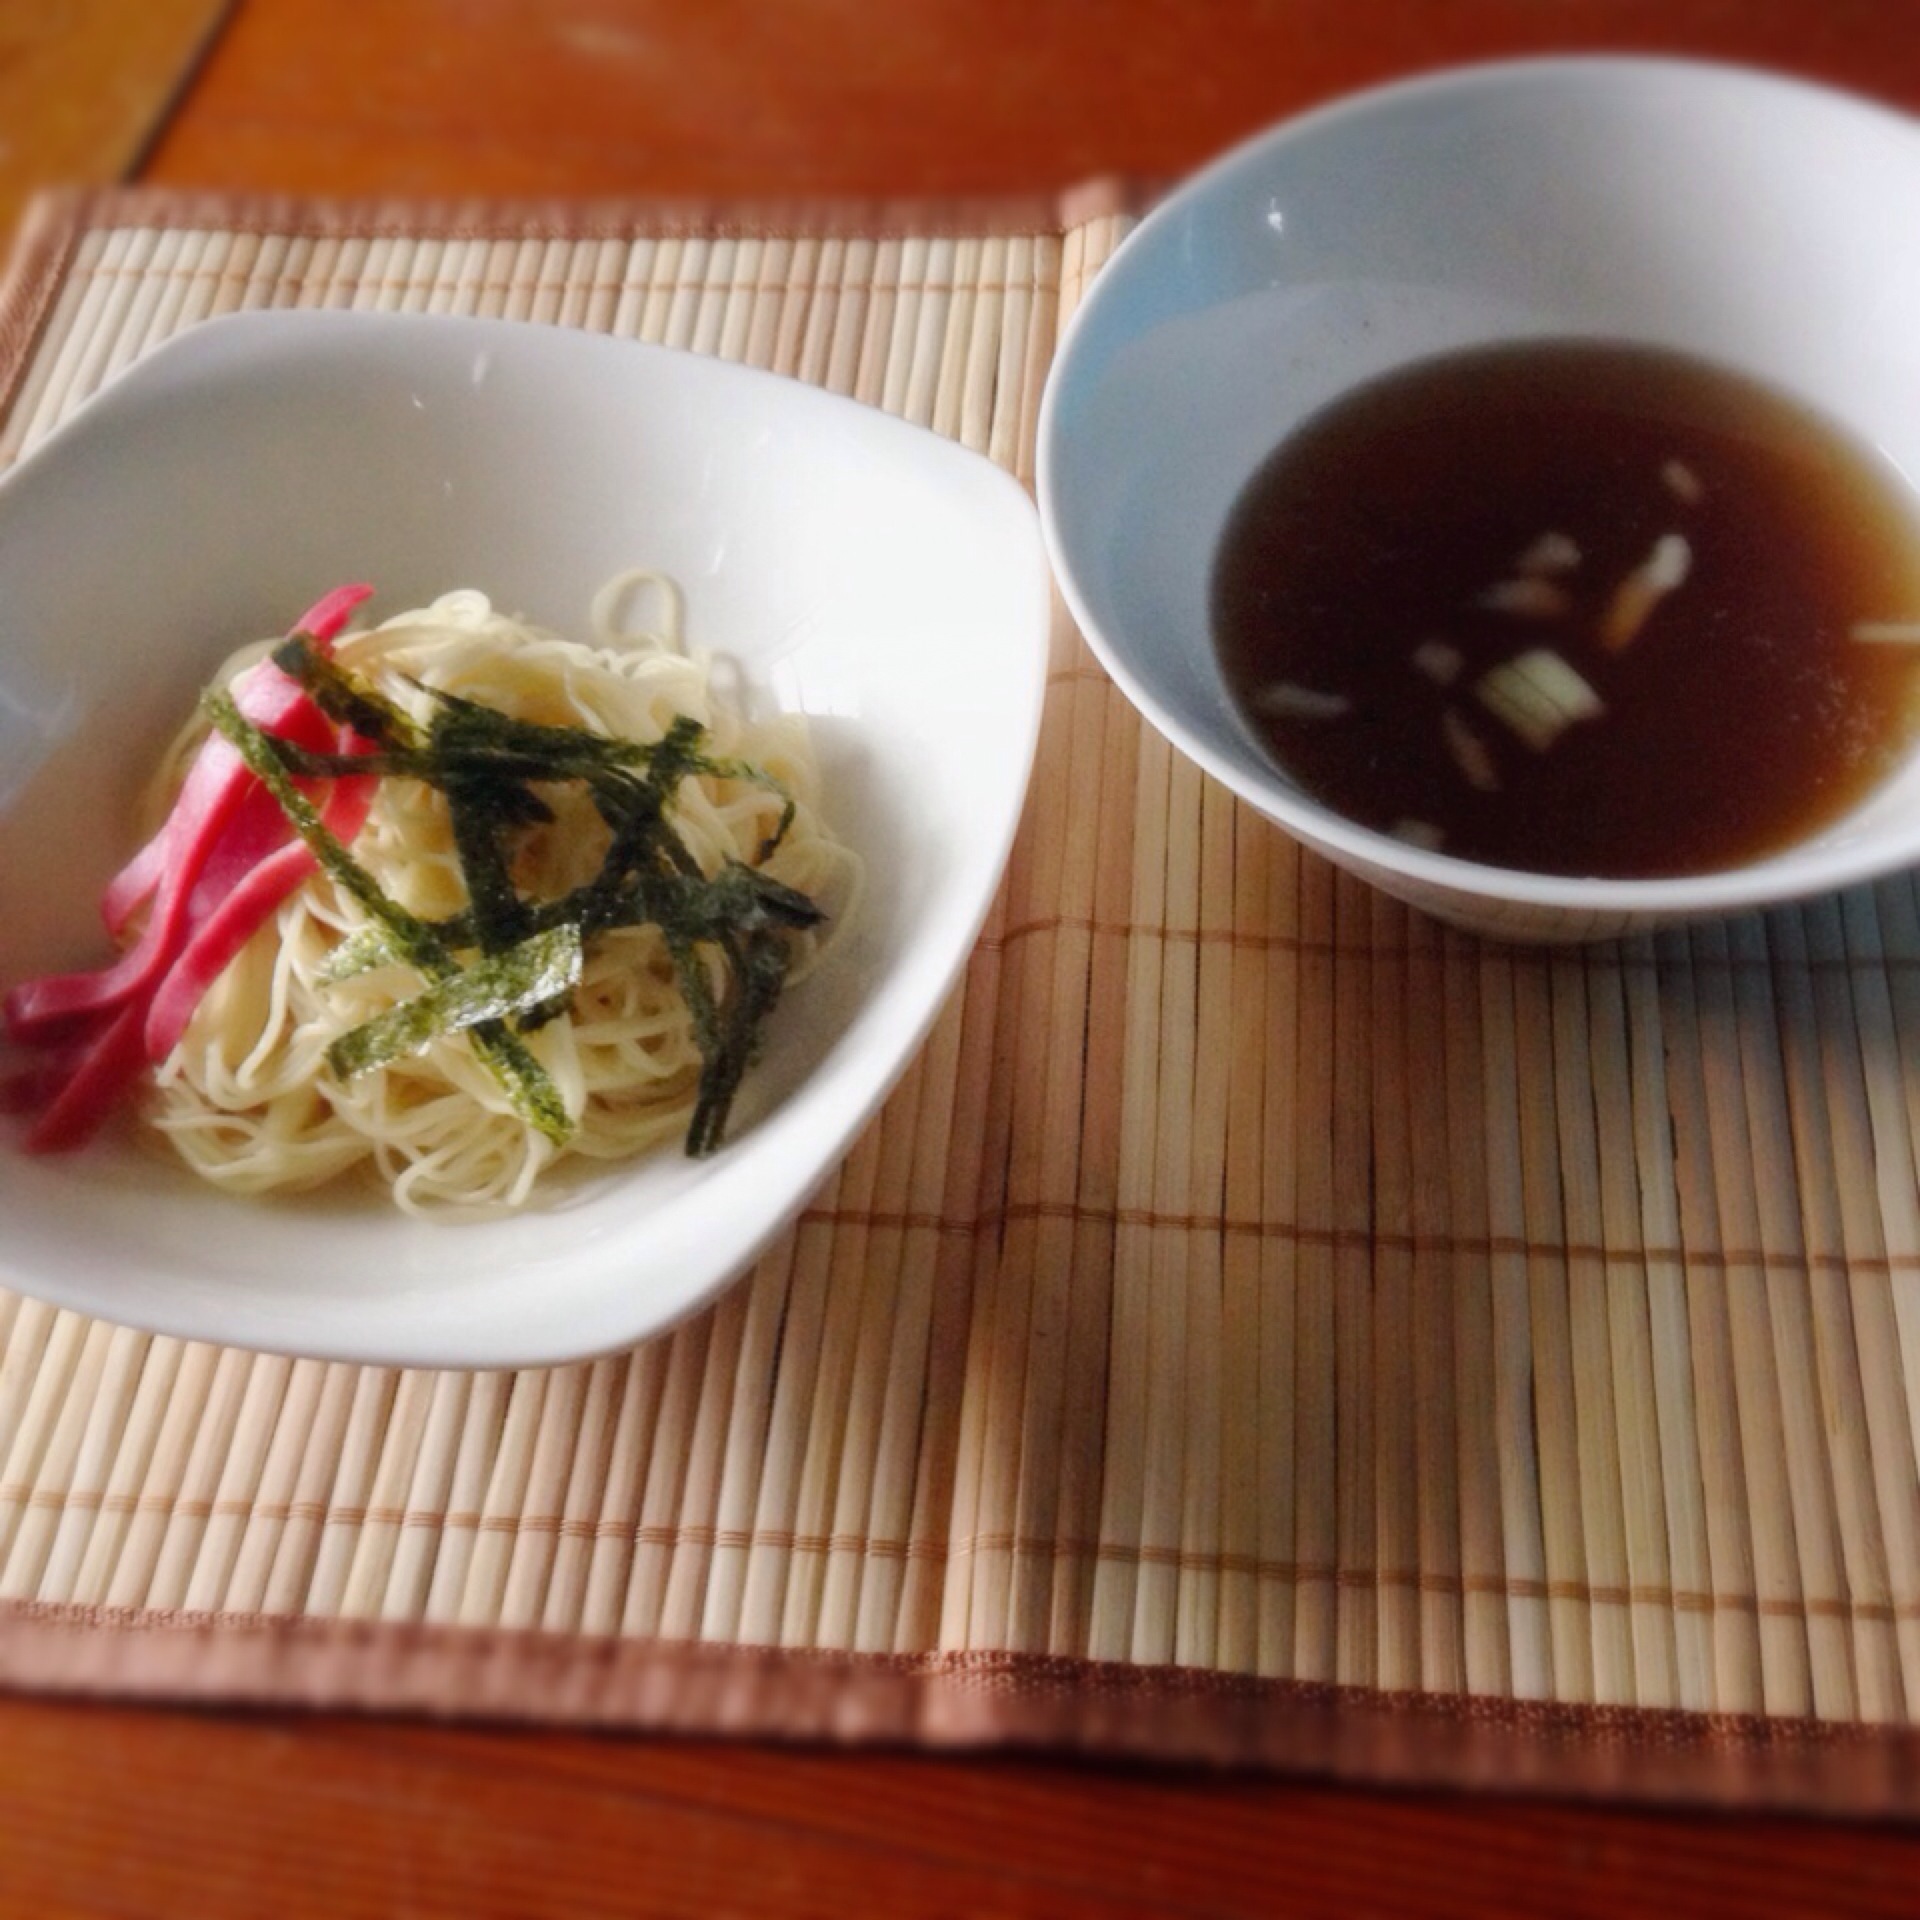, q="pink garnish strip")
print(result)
[8,1004,147,1155]
[101,584,374,938]
[142,762,377,1062]
[2,585,377,1152]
